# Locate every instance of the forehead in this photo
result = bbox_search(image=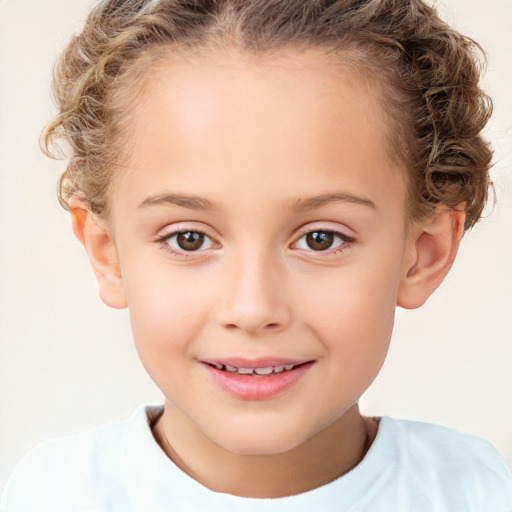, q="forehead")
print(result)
[111,48,406,219]
[127,48,385,157]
